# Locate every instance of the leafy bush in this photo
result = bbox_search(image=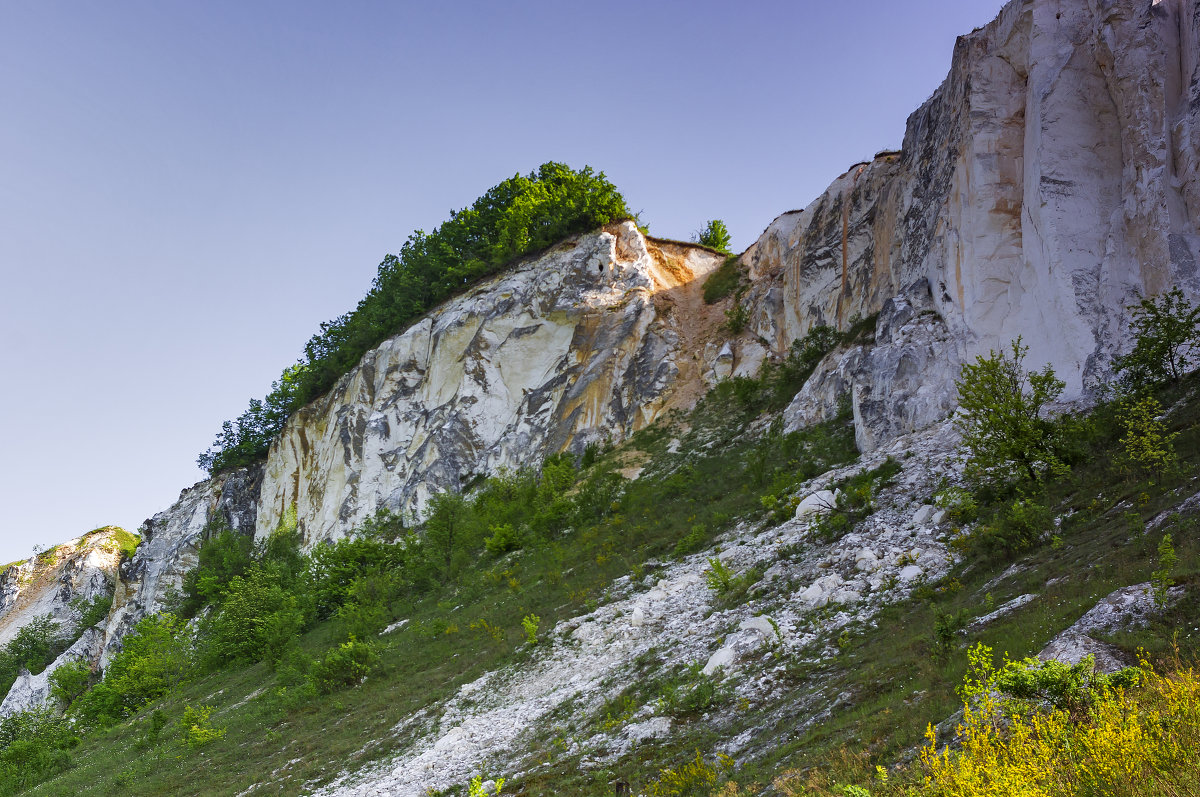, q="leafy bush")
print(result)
[702,255,744,304]
[955,337,1067,488]
[934,485,978,524]
[1118,395,1179,477]
[922,650,1191,797]
[308,637,380,694]
[964,496,1053,556]
[48,659,93,706]
[1151,533,1177,608]
[201,568,309,667]
[694,219,732,253]
[521,613,540,645]
[646,749,734,796]
[703,558,761,606]
[0,614,64,699]
[200,163,631,475]
[178,704,226,748]
[724,303,750,334]
[71,613,191,727]
[334,568,402,639]
[0,707,78,794]
[179,521,256,616]
[657,663,731,718]
[71,593,113,632]
[483,523,525,556]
